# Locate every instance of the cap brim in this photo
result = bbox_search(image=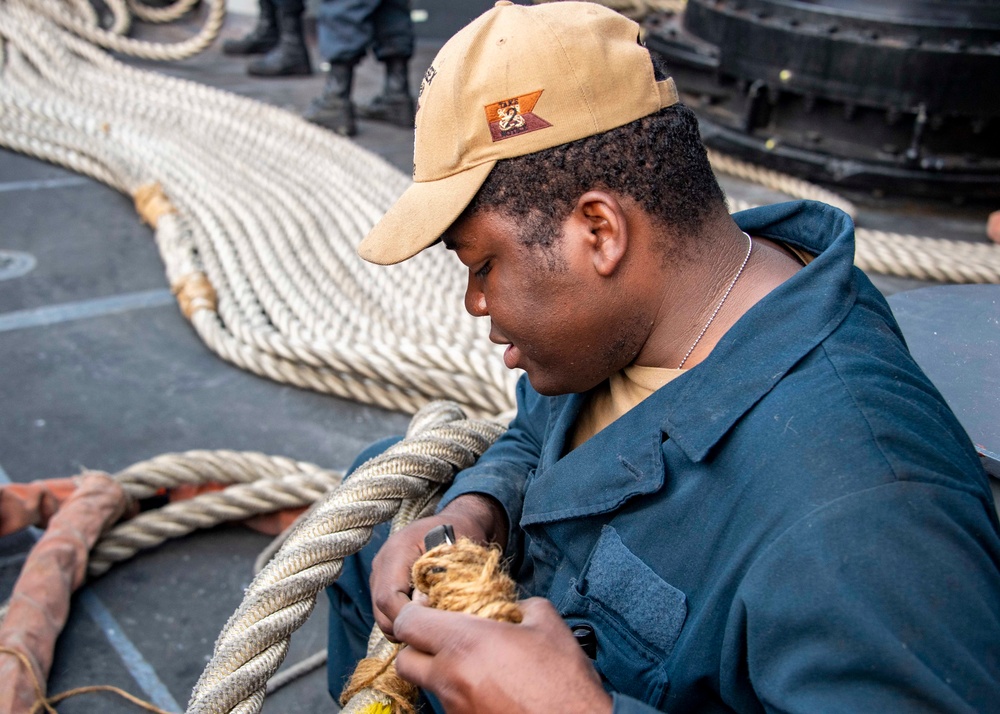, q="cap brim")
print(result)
[358,160,497,265]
